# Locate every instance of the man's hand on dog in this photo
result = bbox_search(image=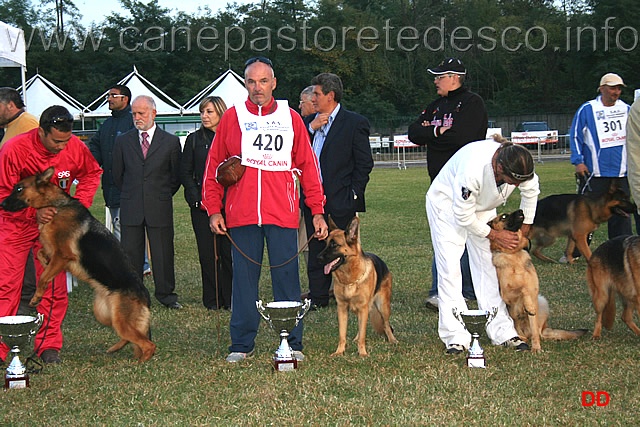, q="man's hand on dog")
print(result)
[36,207,57,224]
[312,214,328,240]
[487,228,521,250]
